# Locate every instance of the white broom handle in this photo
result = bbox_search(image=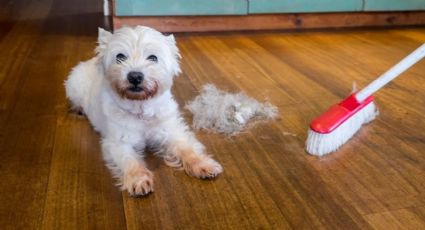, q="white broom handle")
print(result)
[355,43,425,102]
